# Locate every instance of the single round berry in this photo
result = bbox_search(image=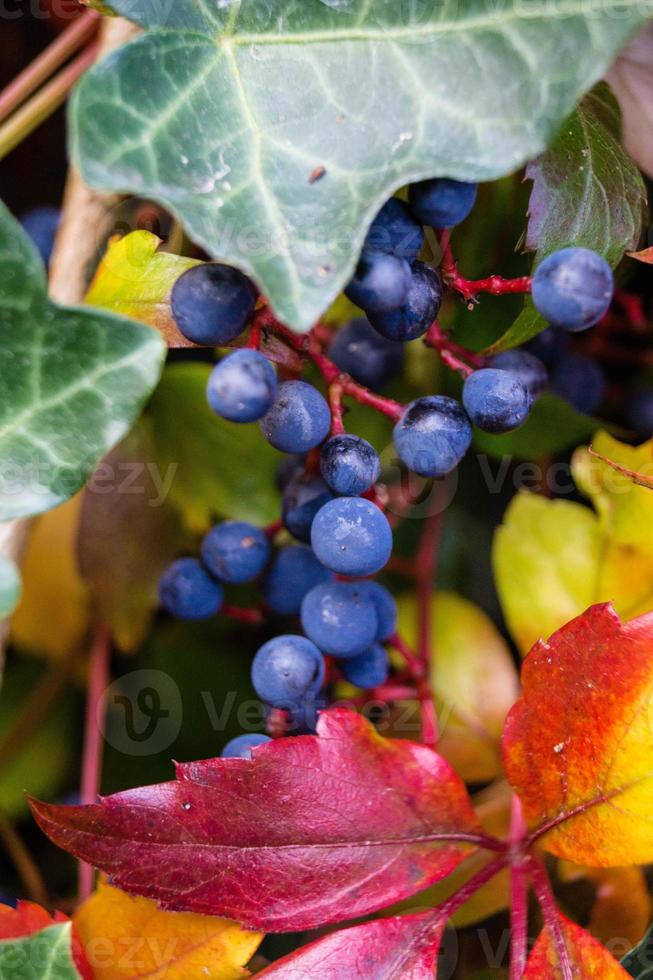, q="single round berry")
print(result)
[462,368,533,434]
[626,388,653,438]
[364,198,424,259]
[20,206,60,266]
[489,350,548,400]
[311,497,392,576]
[369,262,442,342]
[551,353,605,414]
[393,396,472,478]
[158,558,223,620]
[531,248,613,331]
[260,381,331,453]
[328,318,404,390]
[301,581,378,658]
[201,521,270,583]
[206,349,277,423]
[282,473,333,543]
[263,545,333,616]
[355,581,397,641]
[524,327,569,366]
[320,435,381,496]
[171,263,257,345]
[345,251,412,312]
[408,178,478,228]
[251,635,325,708]
[342,644,389,689]
[220,734,271,759]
